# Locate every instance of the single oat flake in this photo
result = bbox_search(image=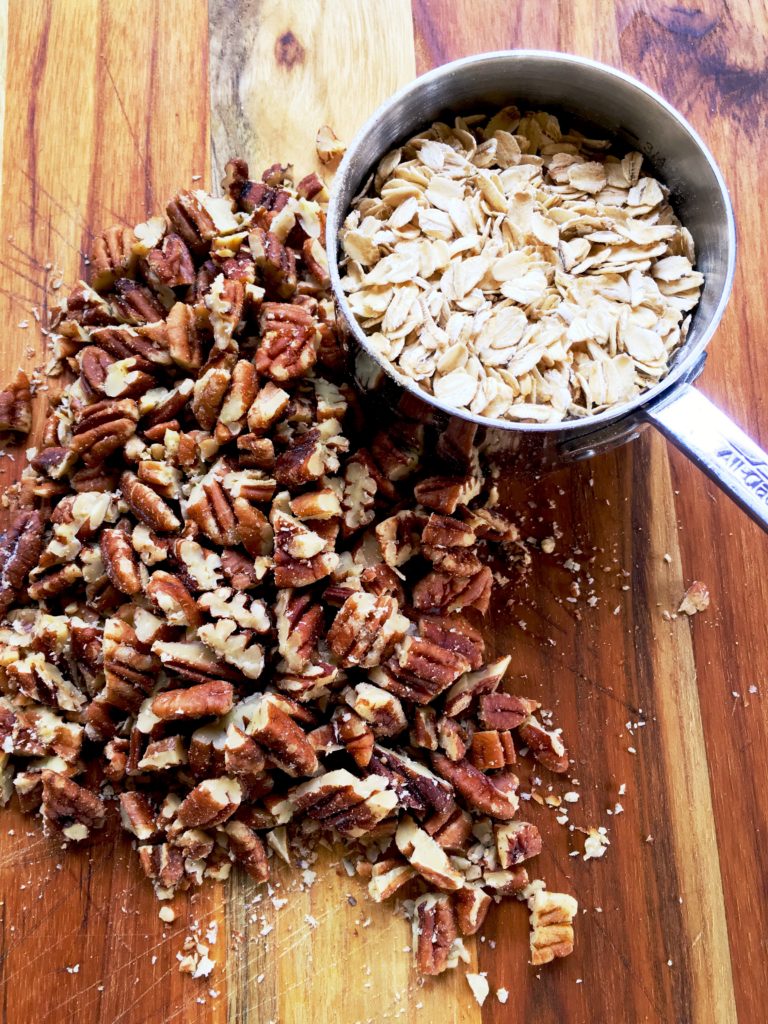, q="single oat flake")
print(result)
[340,107,703,423]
